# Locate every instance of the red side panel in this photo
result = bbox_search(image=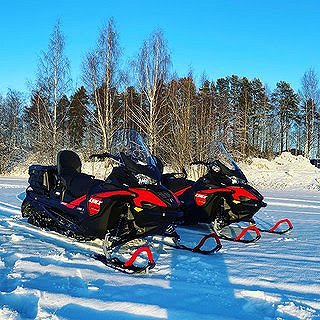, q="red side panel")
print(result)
[128,188,167,207]
[69,194,87,207]
[61,190,133,214]
[174,186,192,197]
[87,190,133,215]
[94,190,133,198]
[61,194,87,209]
[194,188,233,206]
[226,186,259,201]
